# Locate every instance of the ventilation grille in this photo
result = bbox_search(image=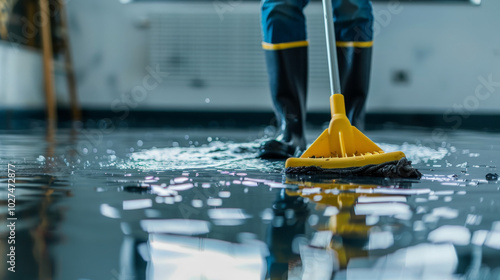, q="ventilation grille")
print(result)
[149,6,330,90]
